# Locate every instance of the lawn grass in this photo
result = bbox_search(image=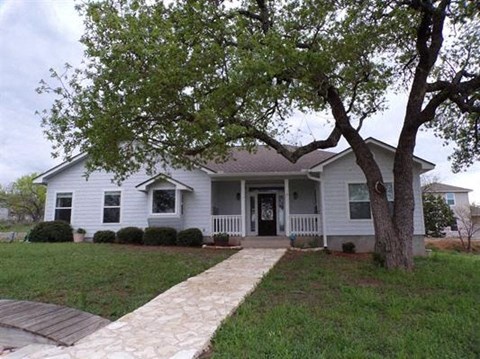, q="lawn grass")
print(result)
[207,251,480,359]
[0,243,233,320]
